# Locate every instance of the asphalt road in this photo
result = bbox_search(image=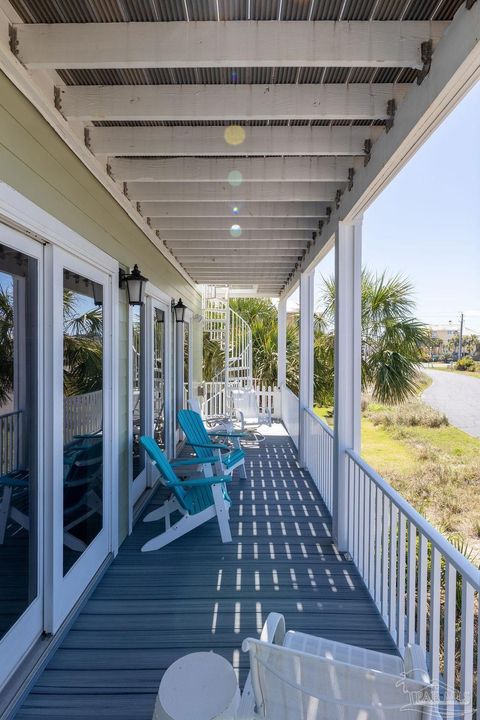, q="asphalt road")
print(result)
[422,368,480,438]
